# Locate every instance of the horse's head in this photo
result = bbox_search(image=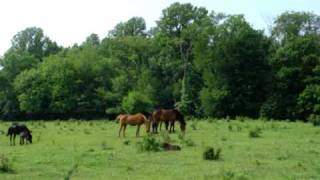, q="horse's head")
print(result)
[145,119,151,133]
[176,110,186,132]
[27,131,32,144]
[180,121,186,132]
